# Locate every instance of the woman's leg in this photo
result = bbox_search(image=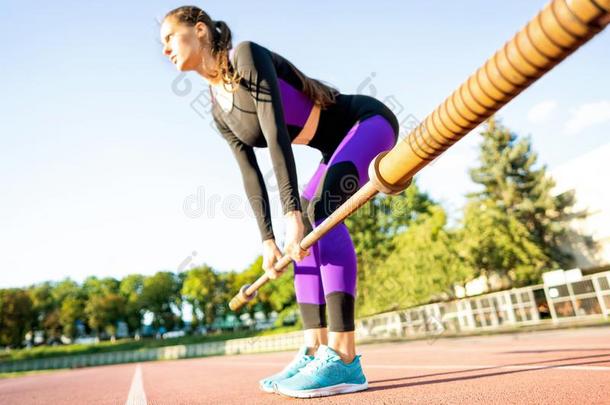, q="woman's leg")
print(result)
[293,166,329,354]
[303,327,327,355]
[308,114,398,363]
